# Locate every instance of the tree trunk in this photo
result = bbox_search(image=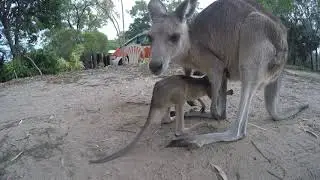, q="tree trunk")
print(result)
[1,2,17,59]
[316,48,319,71]
[310,51,317,71]
[2,23,17,59]
[120,0,125,43]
